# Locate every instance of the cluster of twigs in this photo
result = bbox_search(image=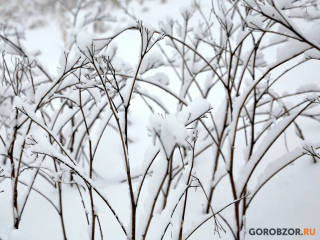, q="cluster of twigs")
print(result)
[0,1,320,240]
